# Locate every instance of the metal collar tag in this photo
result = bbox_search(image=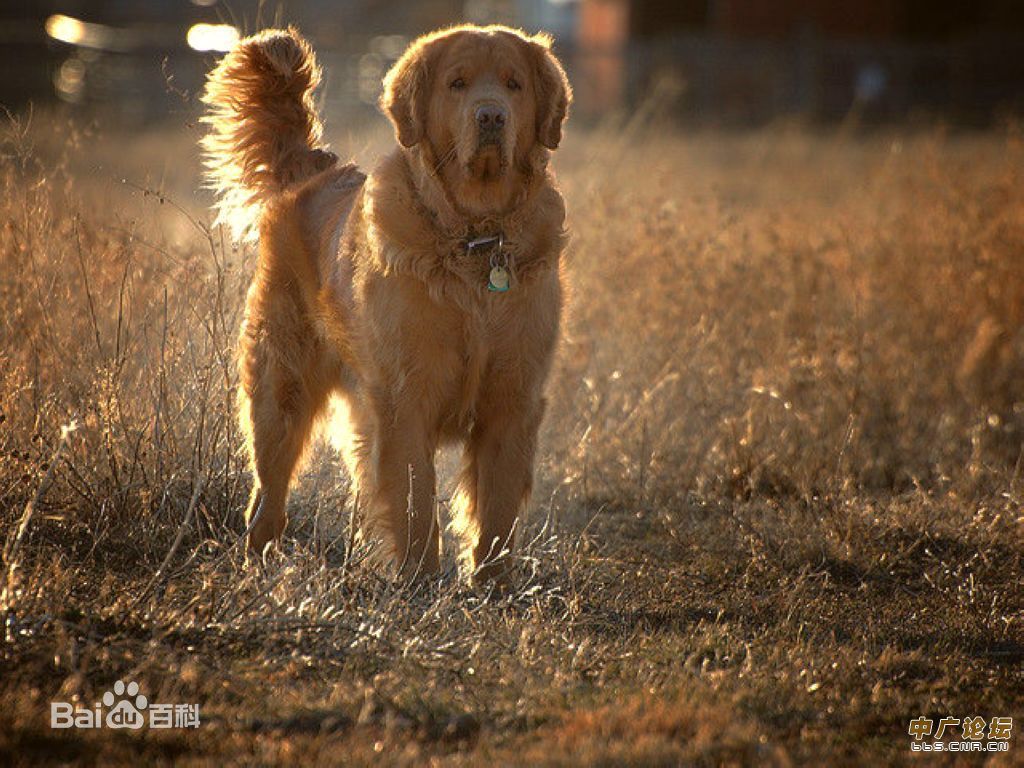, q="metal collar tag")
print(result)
[466,234,511,293]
